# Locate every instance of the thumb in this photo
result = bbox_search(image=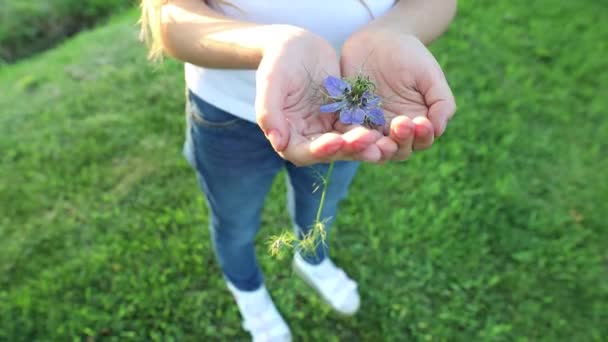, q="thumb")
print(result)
[255,68,290,152]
